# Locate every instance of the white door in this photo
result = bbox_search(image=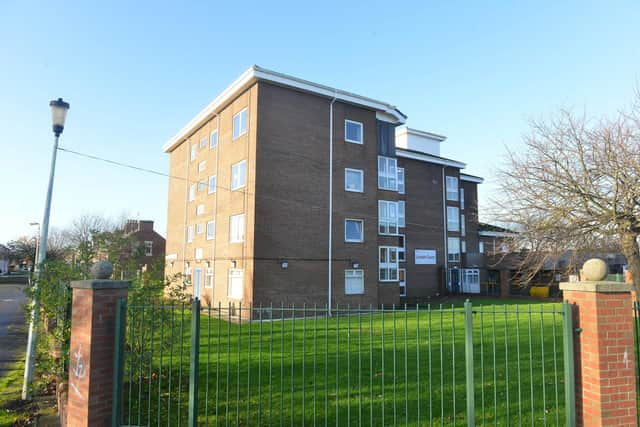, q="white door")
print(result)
[193,268,202,298]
